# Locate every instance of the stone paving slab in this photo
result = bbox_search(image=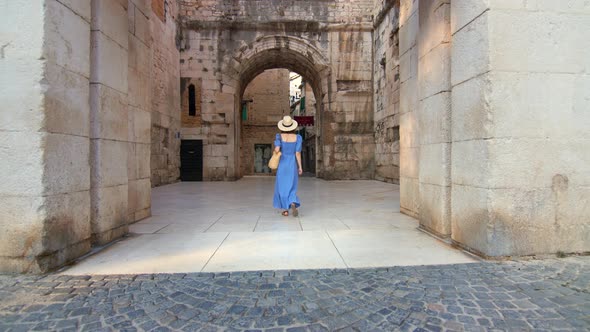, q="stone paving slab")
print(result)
[1,257,589,331]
